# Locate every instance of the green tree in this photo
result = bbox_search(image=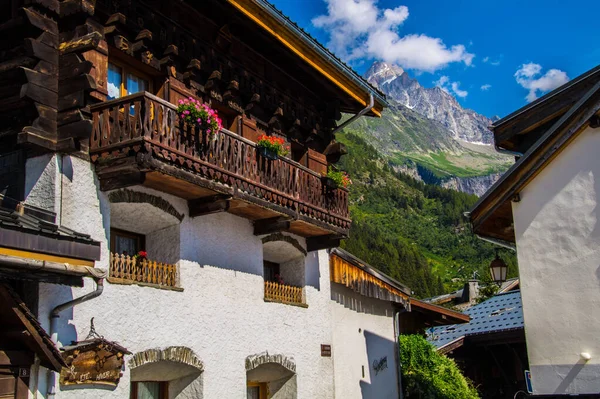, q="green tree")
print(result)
[399,335,479,399]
